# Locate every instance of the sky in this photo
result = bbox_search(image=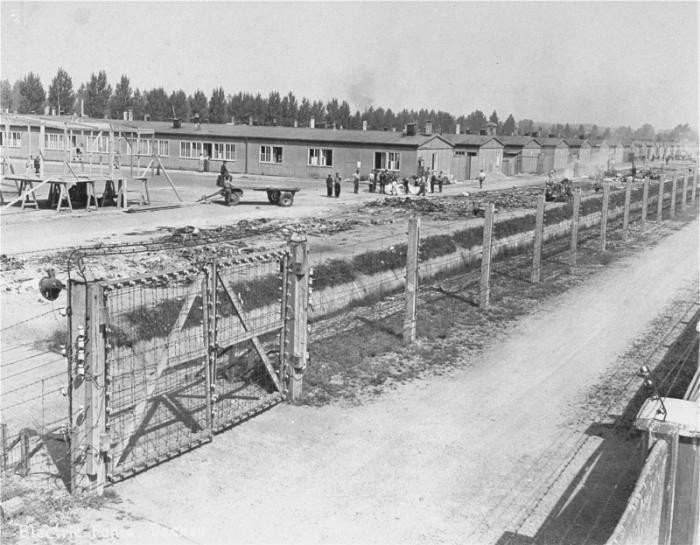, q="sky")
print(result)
[1,1,698,130]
